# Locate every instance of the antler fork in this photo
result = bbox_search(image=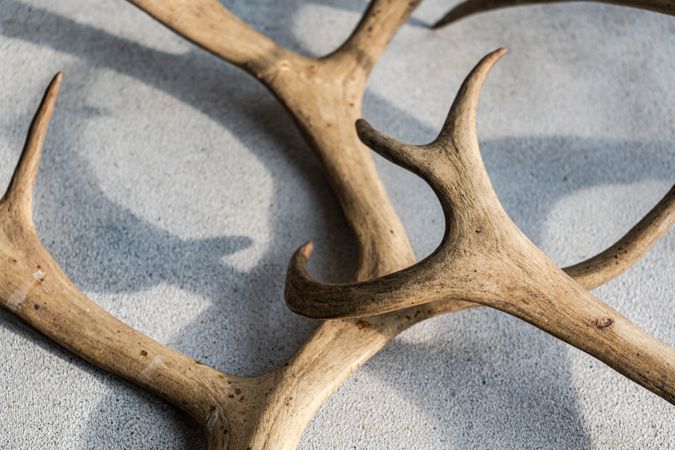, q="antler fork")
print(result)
[285,49,675,402]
